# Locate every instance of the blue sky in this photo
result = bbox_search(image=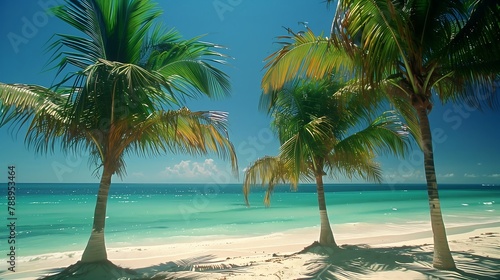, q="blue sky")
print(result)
[0,0,499,185]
